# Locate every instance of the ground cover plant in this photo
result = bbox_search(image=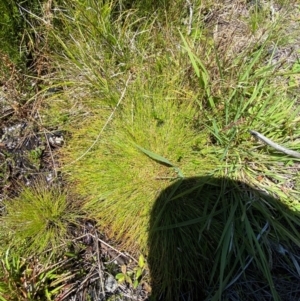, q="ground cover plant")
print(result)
[148,177,300,300]
[1,180,81,255]
[1,0,300,300]
[41,0,300,299]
